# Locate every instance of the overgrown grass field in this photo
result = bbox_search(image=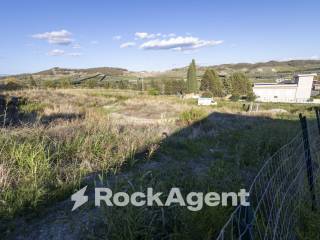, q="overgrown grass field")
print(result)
[0,88,319,239]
